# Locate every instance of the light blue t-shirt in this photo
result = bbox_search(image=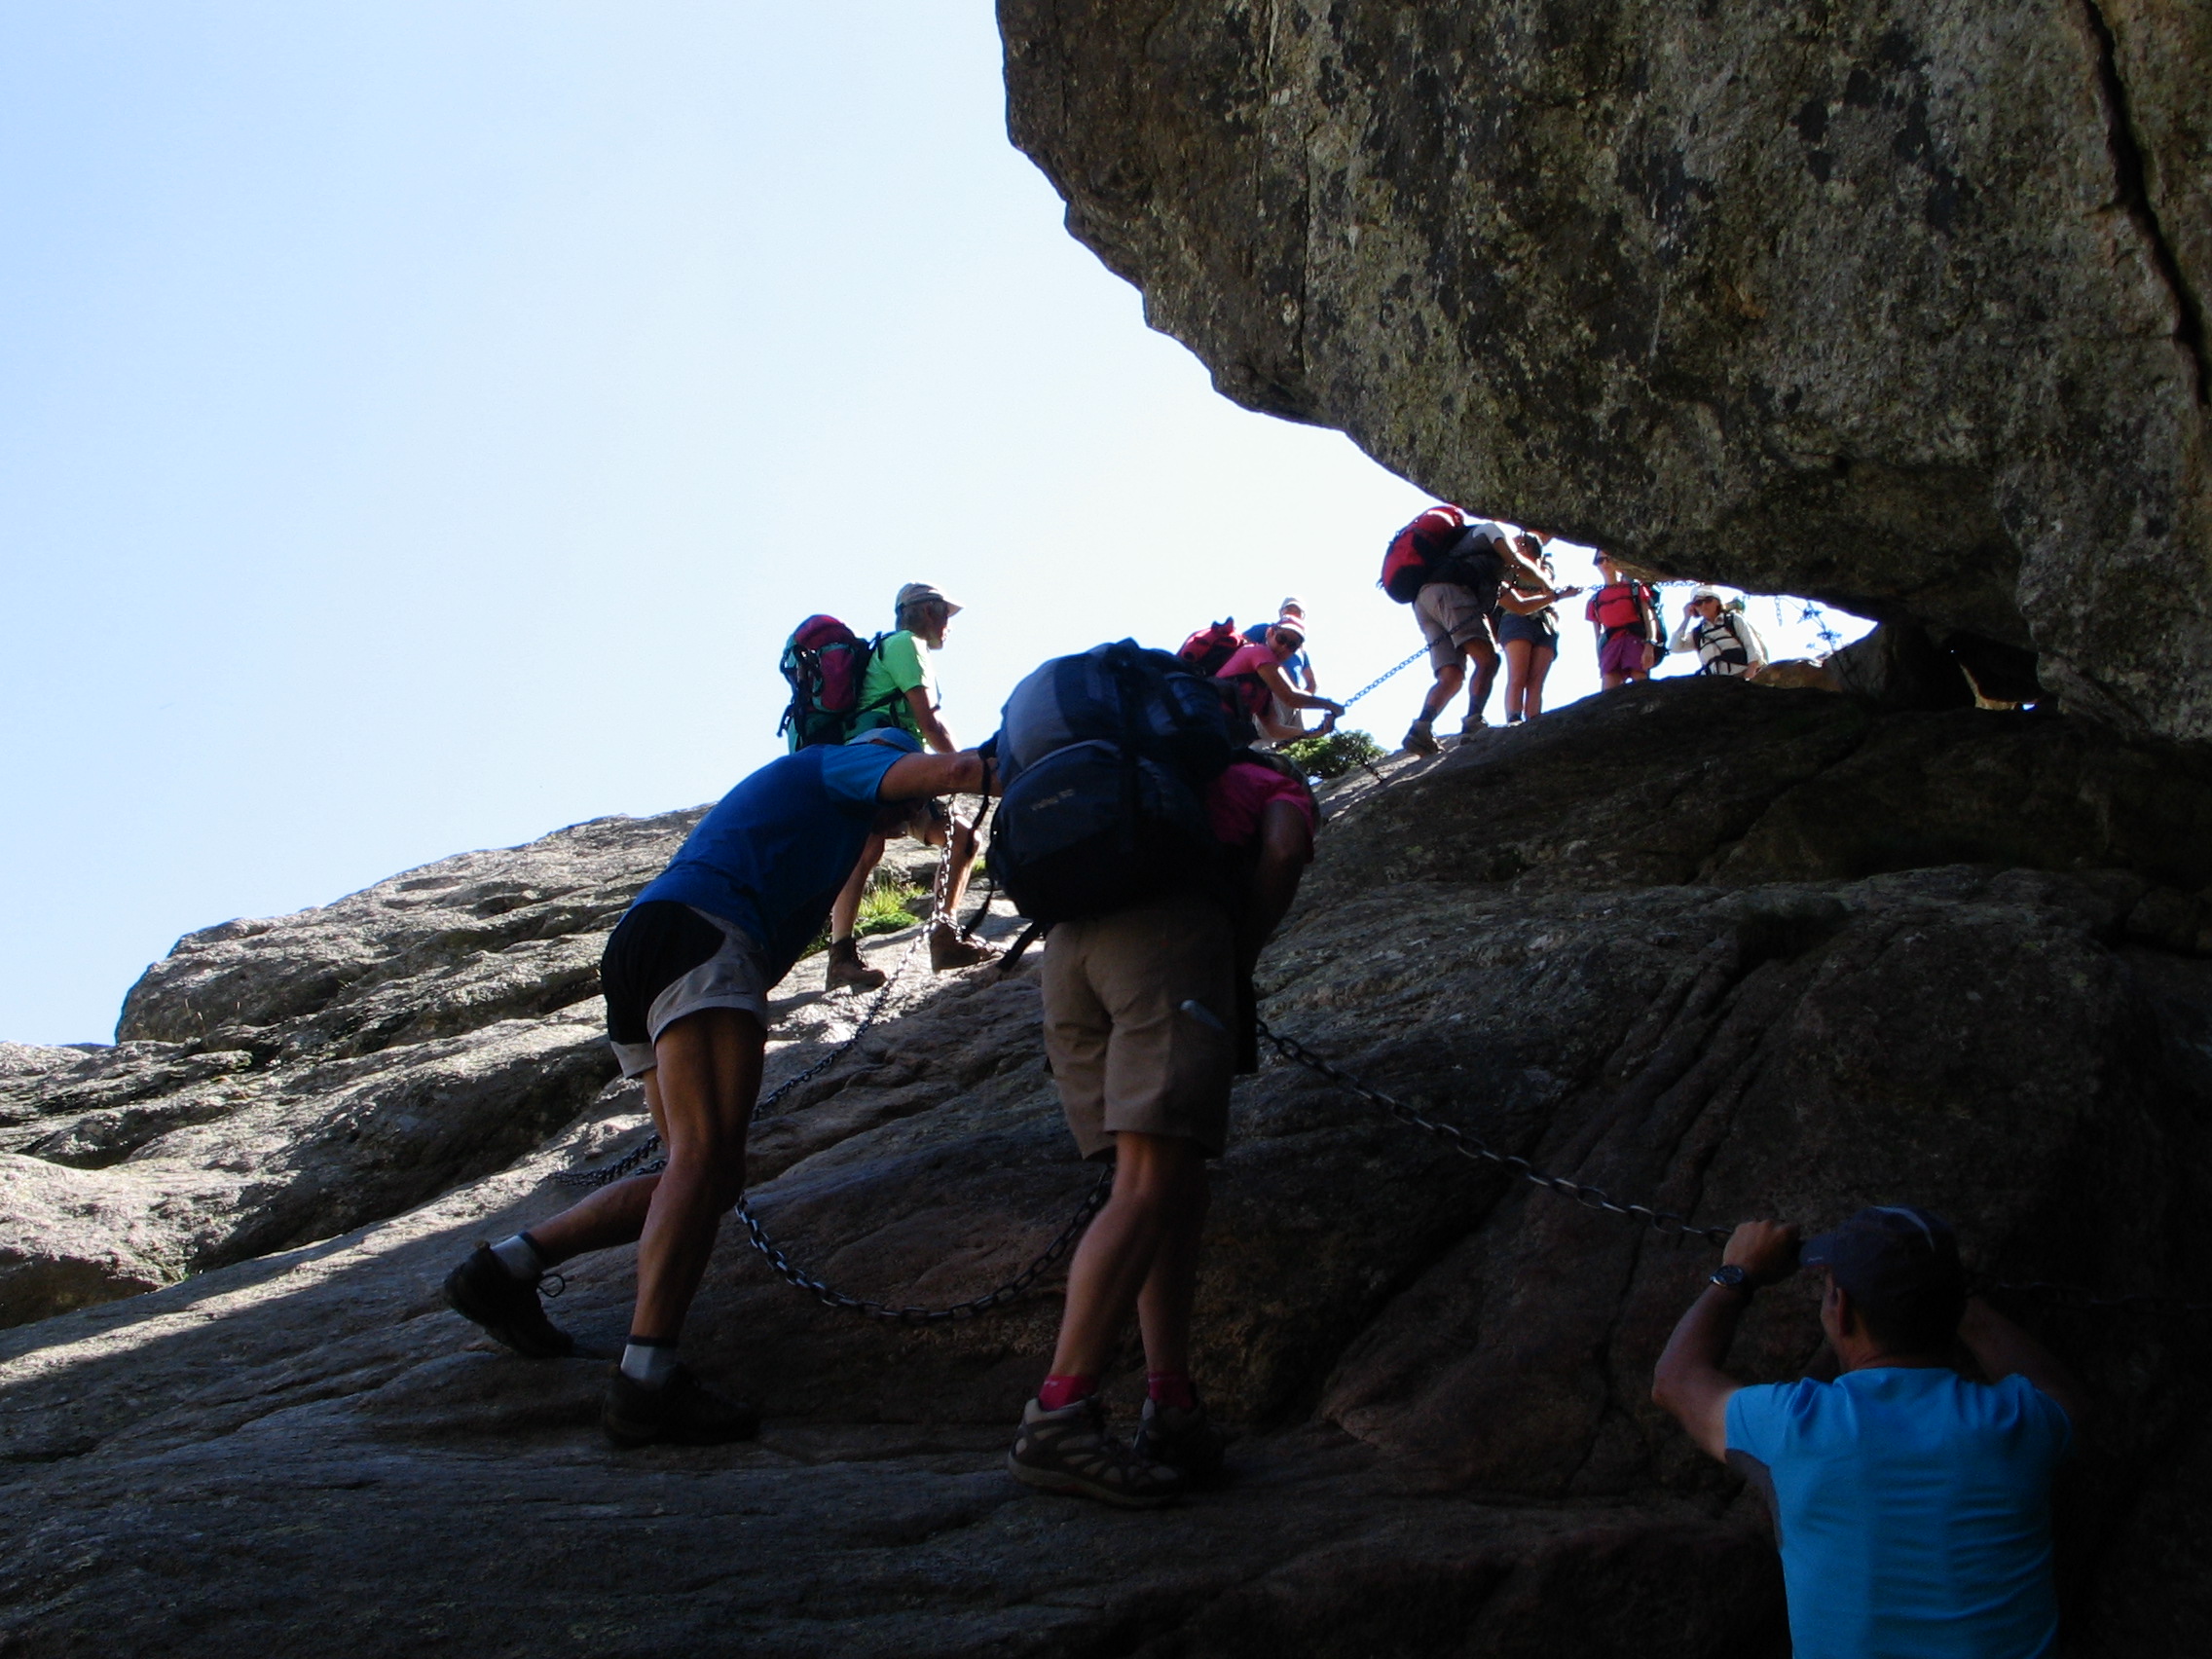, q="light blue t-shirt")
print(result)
[631,737,912,982]
[1726,1368,2072,1659]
